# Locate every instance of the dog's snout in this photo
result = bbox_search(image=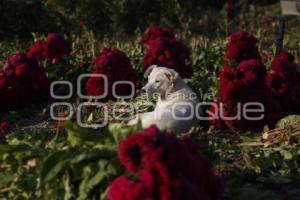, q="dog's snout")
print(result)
[142,84,154,96]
